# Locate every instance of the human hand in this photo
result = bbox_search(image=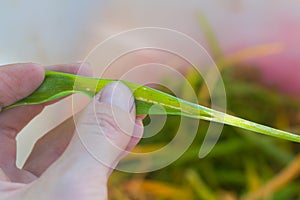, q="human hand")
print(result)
[0,63,144,199]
